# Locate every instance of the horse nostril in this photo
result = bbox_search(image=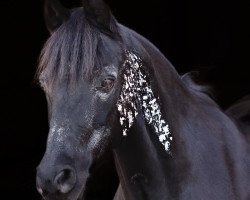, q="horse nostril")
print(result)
[54,167,76,194]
